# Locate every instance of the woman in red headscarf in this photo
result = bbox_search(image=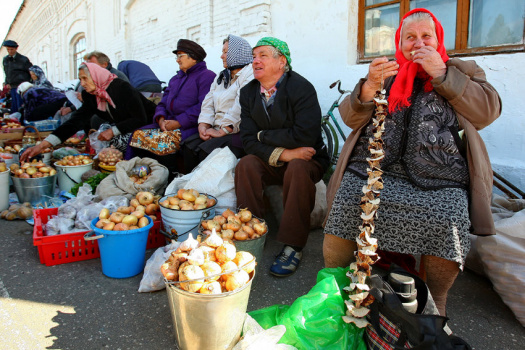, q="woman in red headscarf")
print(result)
[322,9,501,315]
[21,62,157,161]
